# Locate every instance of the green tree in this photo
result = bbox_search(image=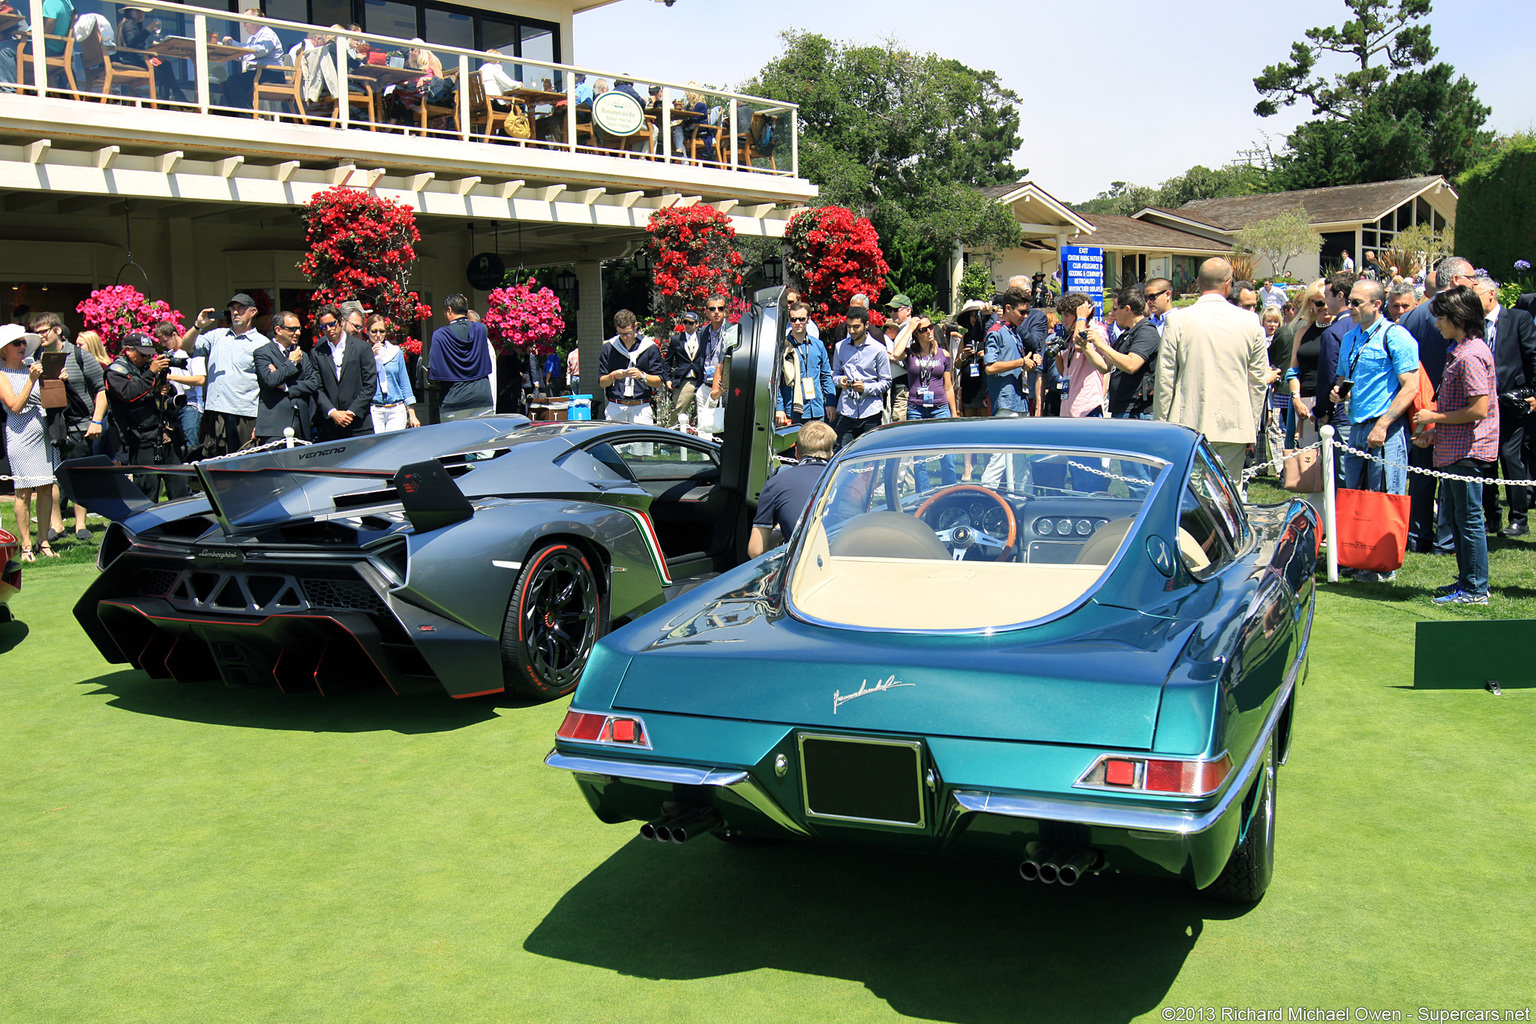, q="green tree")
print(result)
[746,31,1024,305]
[1455,133,1536,286]
[1075,181,1159,217]
[1232,205,1323,277]
[1074,164,1269,216]
[1253,0,1493,189]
